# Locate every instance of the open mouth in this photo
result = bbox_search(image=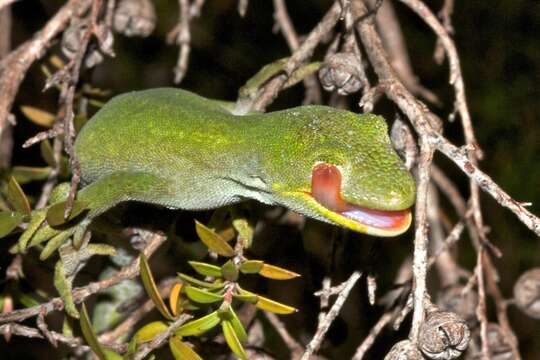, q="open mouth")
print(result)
[309,163,412,236]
